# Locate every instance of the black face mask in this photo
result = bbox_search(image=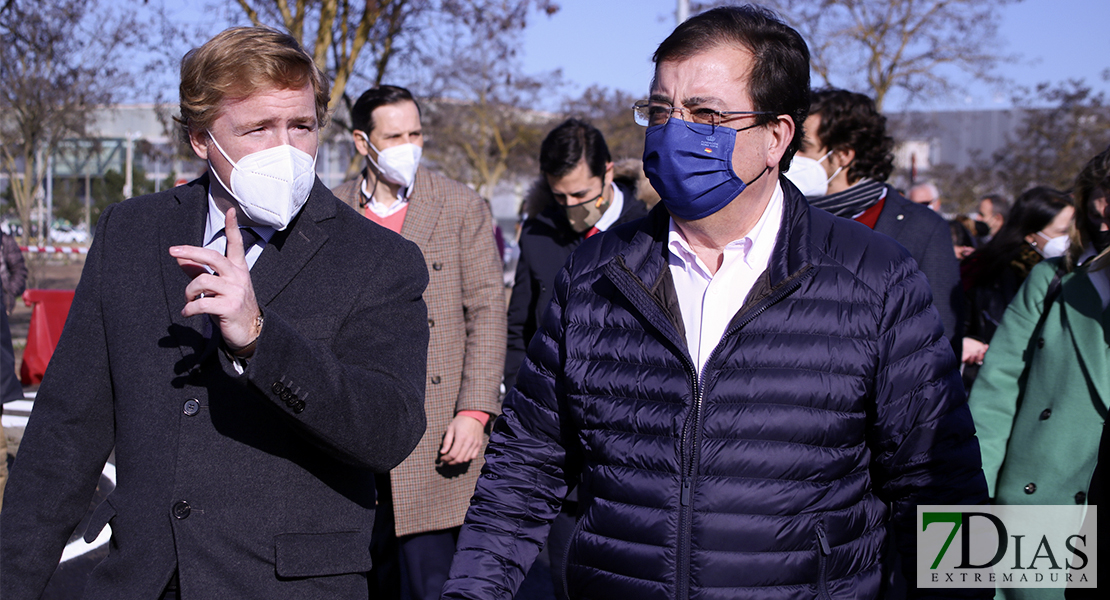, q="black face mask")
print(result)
[1094,230,1110,254]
